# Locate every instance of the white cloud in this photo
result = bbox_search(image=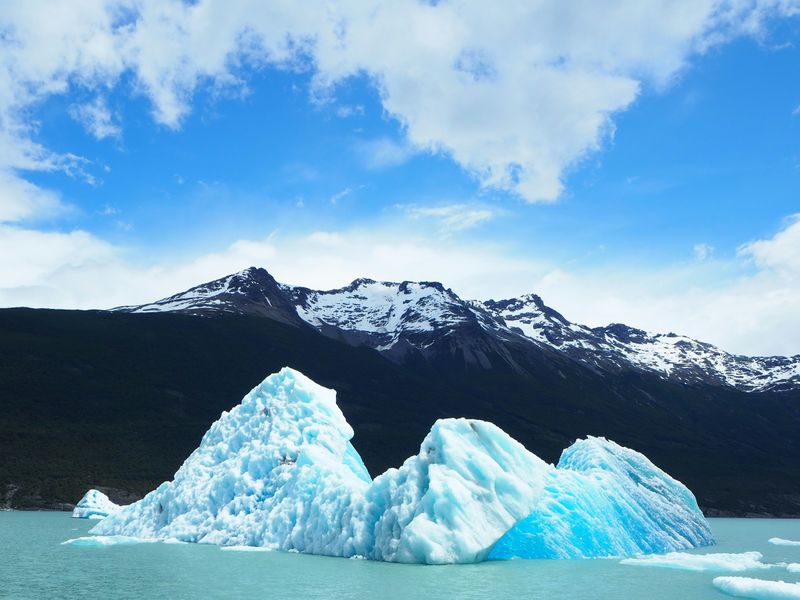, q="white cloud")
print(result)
[354,137,416,170]
[404,203,497,233]
[329,185,364,205]
[3,214,800,356]
[0,171,67,223]
[737,213,800,275]
[2,0,794,211]
[68,97,121,140]
[694,242,714,260]
[335,104,364,118]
